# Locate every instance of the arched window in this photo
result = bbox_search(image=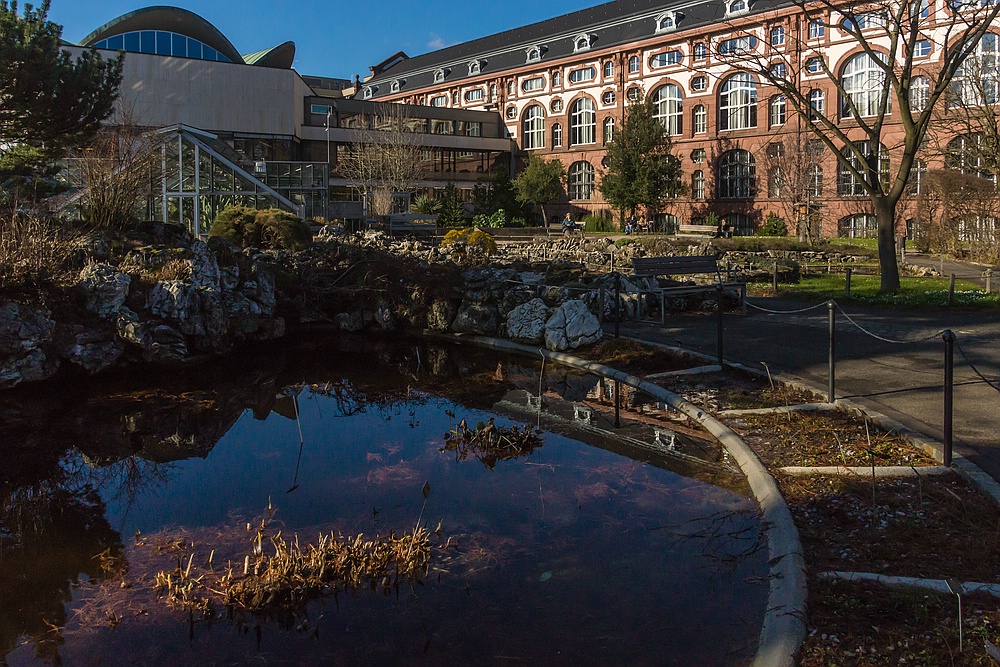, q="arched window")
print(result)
[692,170,705,199]
[522,105,545,150]
[719,73,758,130]
[947,134,995,182]
[652,84,683,135]
[604,61,615,78]
[569,161,595,199]
[570,98,596,145]
[953,33,1000,105]
[603,116,615,144]
[719,149,756,198]
[910,76,929,111]
[906,159,927,194]
[552,123,563,148]
[694,42,707,60]
[724,213,756,236]
[838,141,890,195]
[628,55,641,73]
[770,95,786,126]
[838,214,878,238]
[841,53,889,118]
[809,89,825,120]
[768,166,783,197]
[693,105,707,133]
